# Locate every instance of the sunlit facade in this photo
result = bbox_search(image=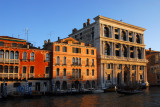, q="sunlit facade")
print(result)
[0,36,50,93]
[69,15,148,87]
